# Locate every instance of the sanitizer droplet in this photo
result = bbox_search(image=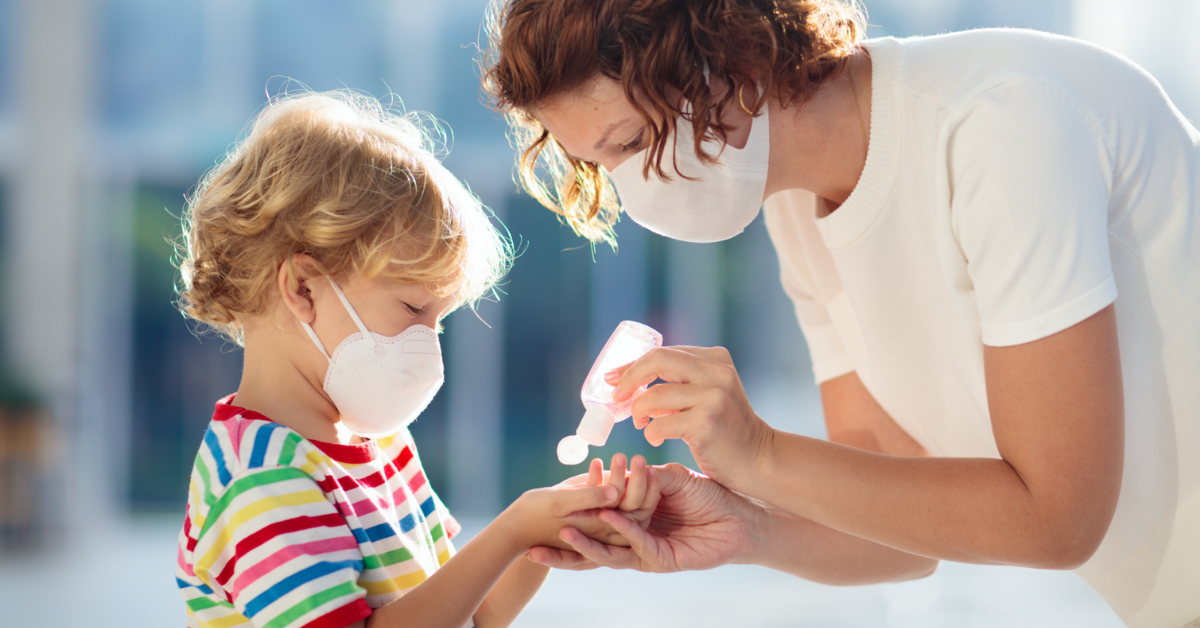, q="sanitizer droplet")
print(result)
[557,435,589,465]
